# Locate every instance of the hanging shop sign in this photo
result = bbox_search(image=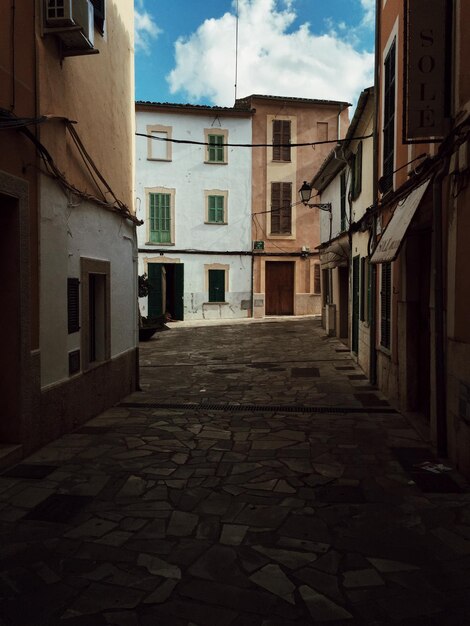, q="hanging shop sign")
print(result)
[404,0,449,143]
